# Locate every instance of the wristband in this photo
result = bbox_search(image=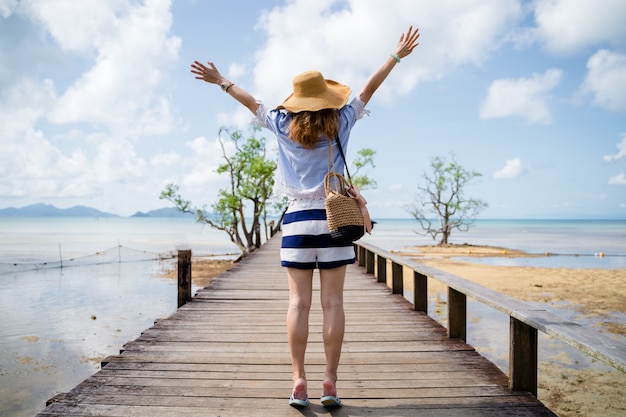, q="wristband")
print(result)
[390,53,401,63]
